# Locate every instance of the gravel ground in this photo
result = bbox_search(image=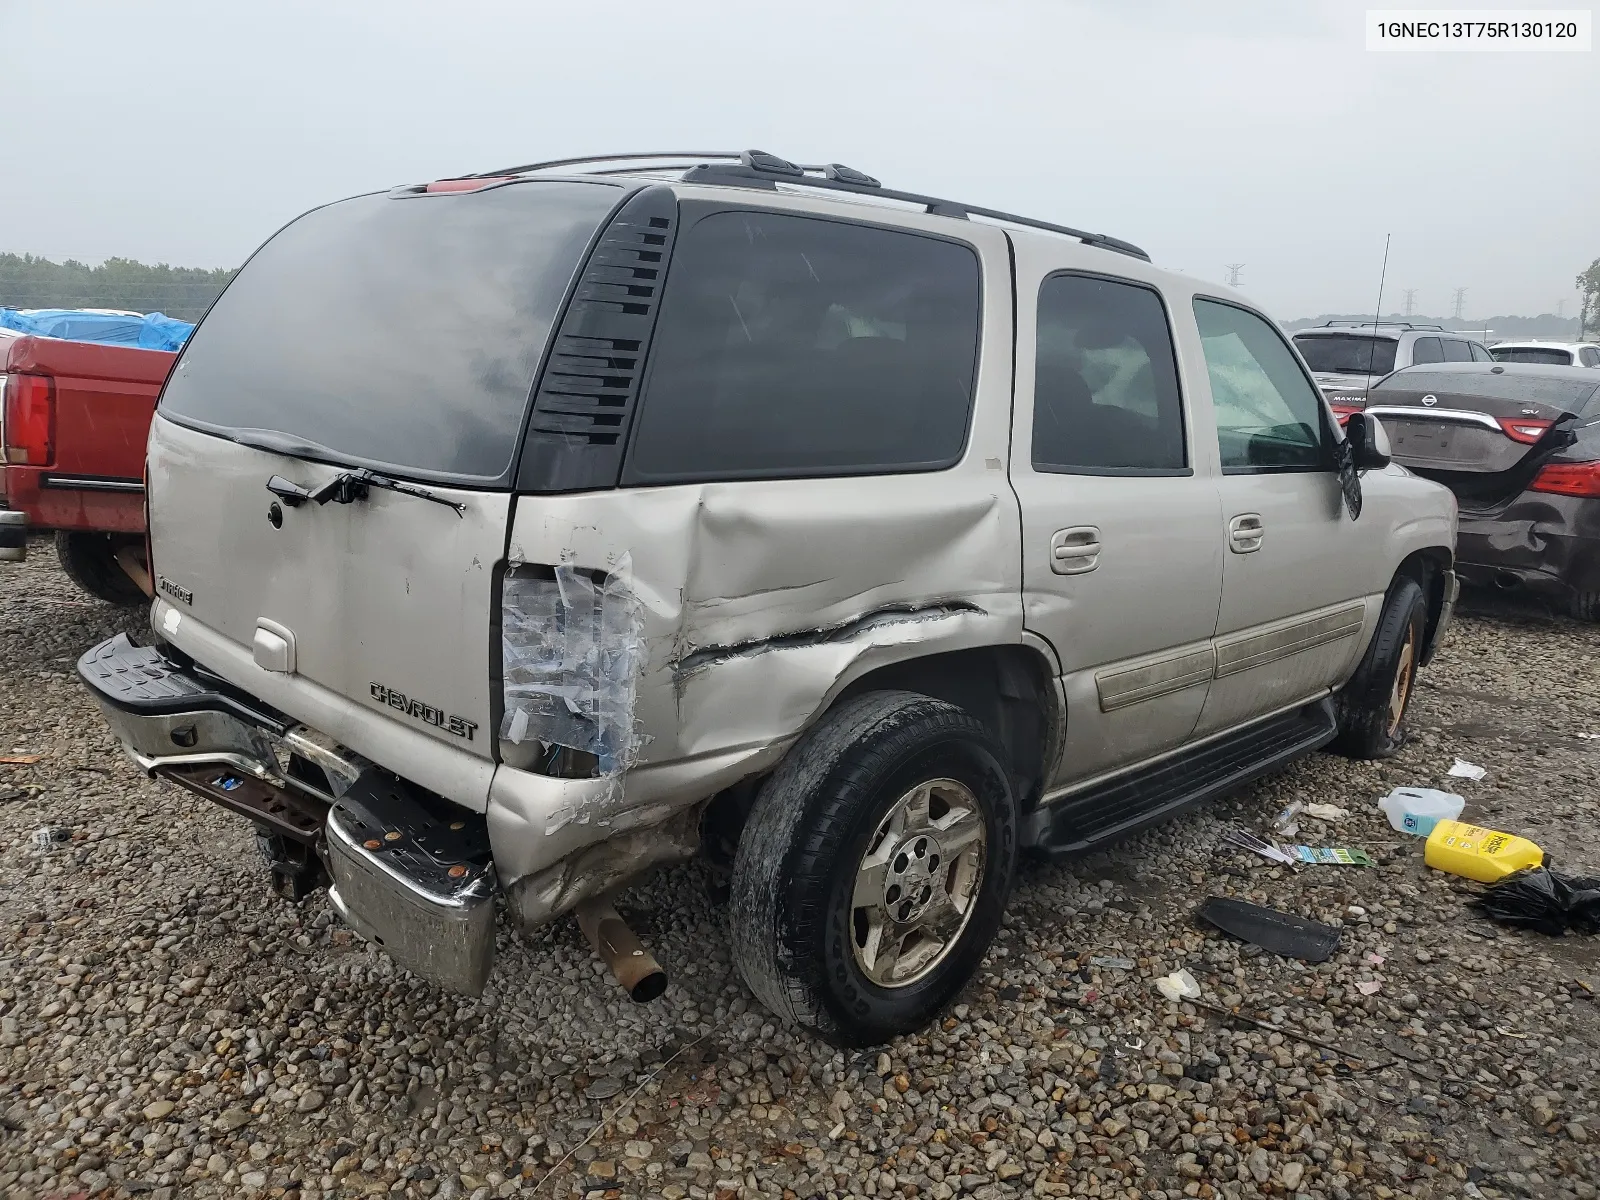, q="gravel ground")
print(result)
[5,540,1600,1200]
